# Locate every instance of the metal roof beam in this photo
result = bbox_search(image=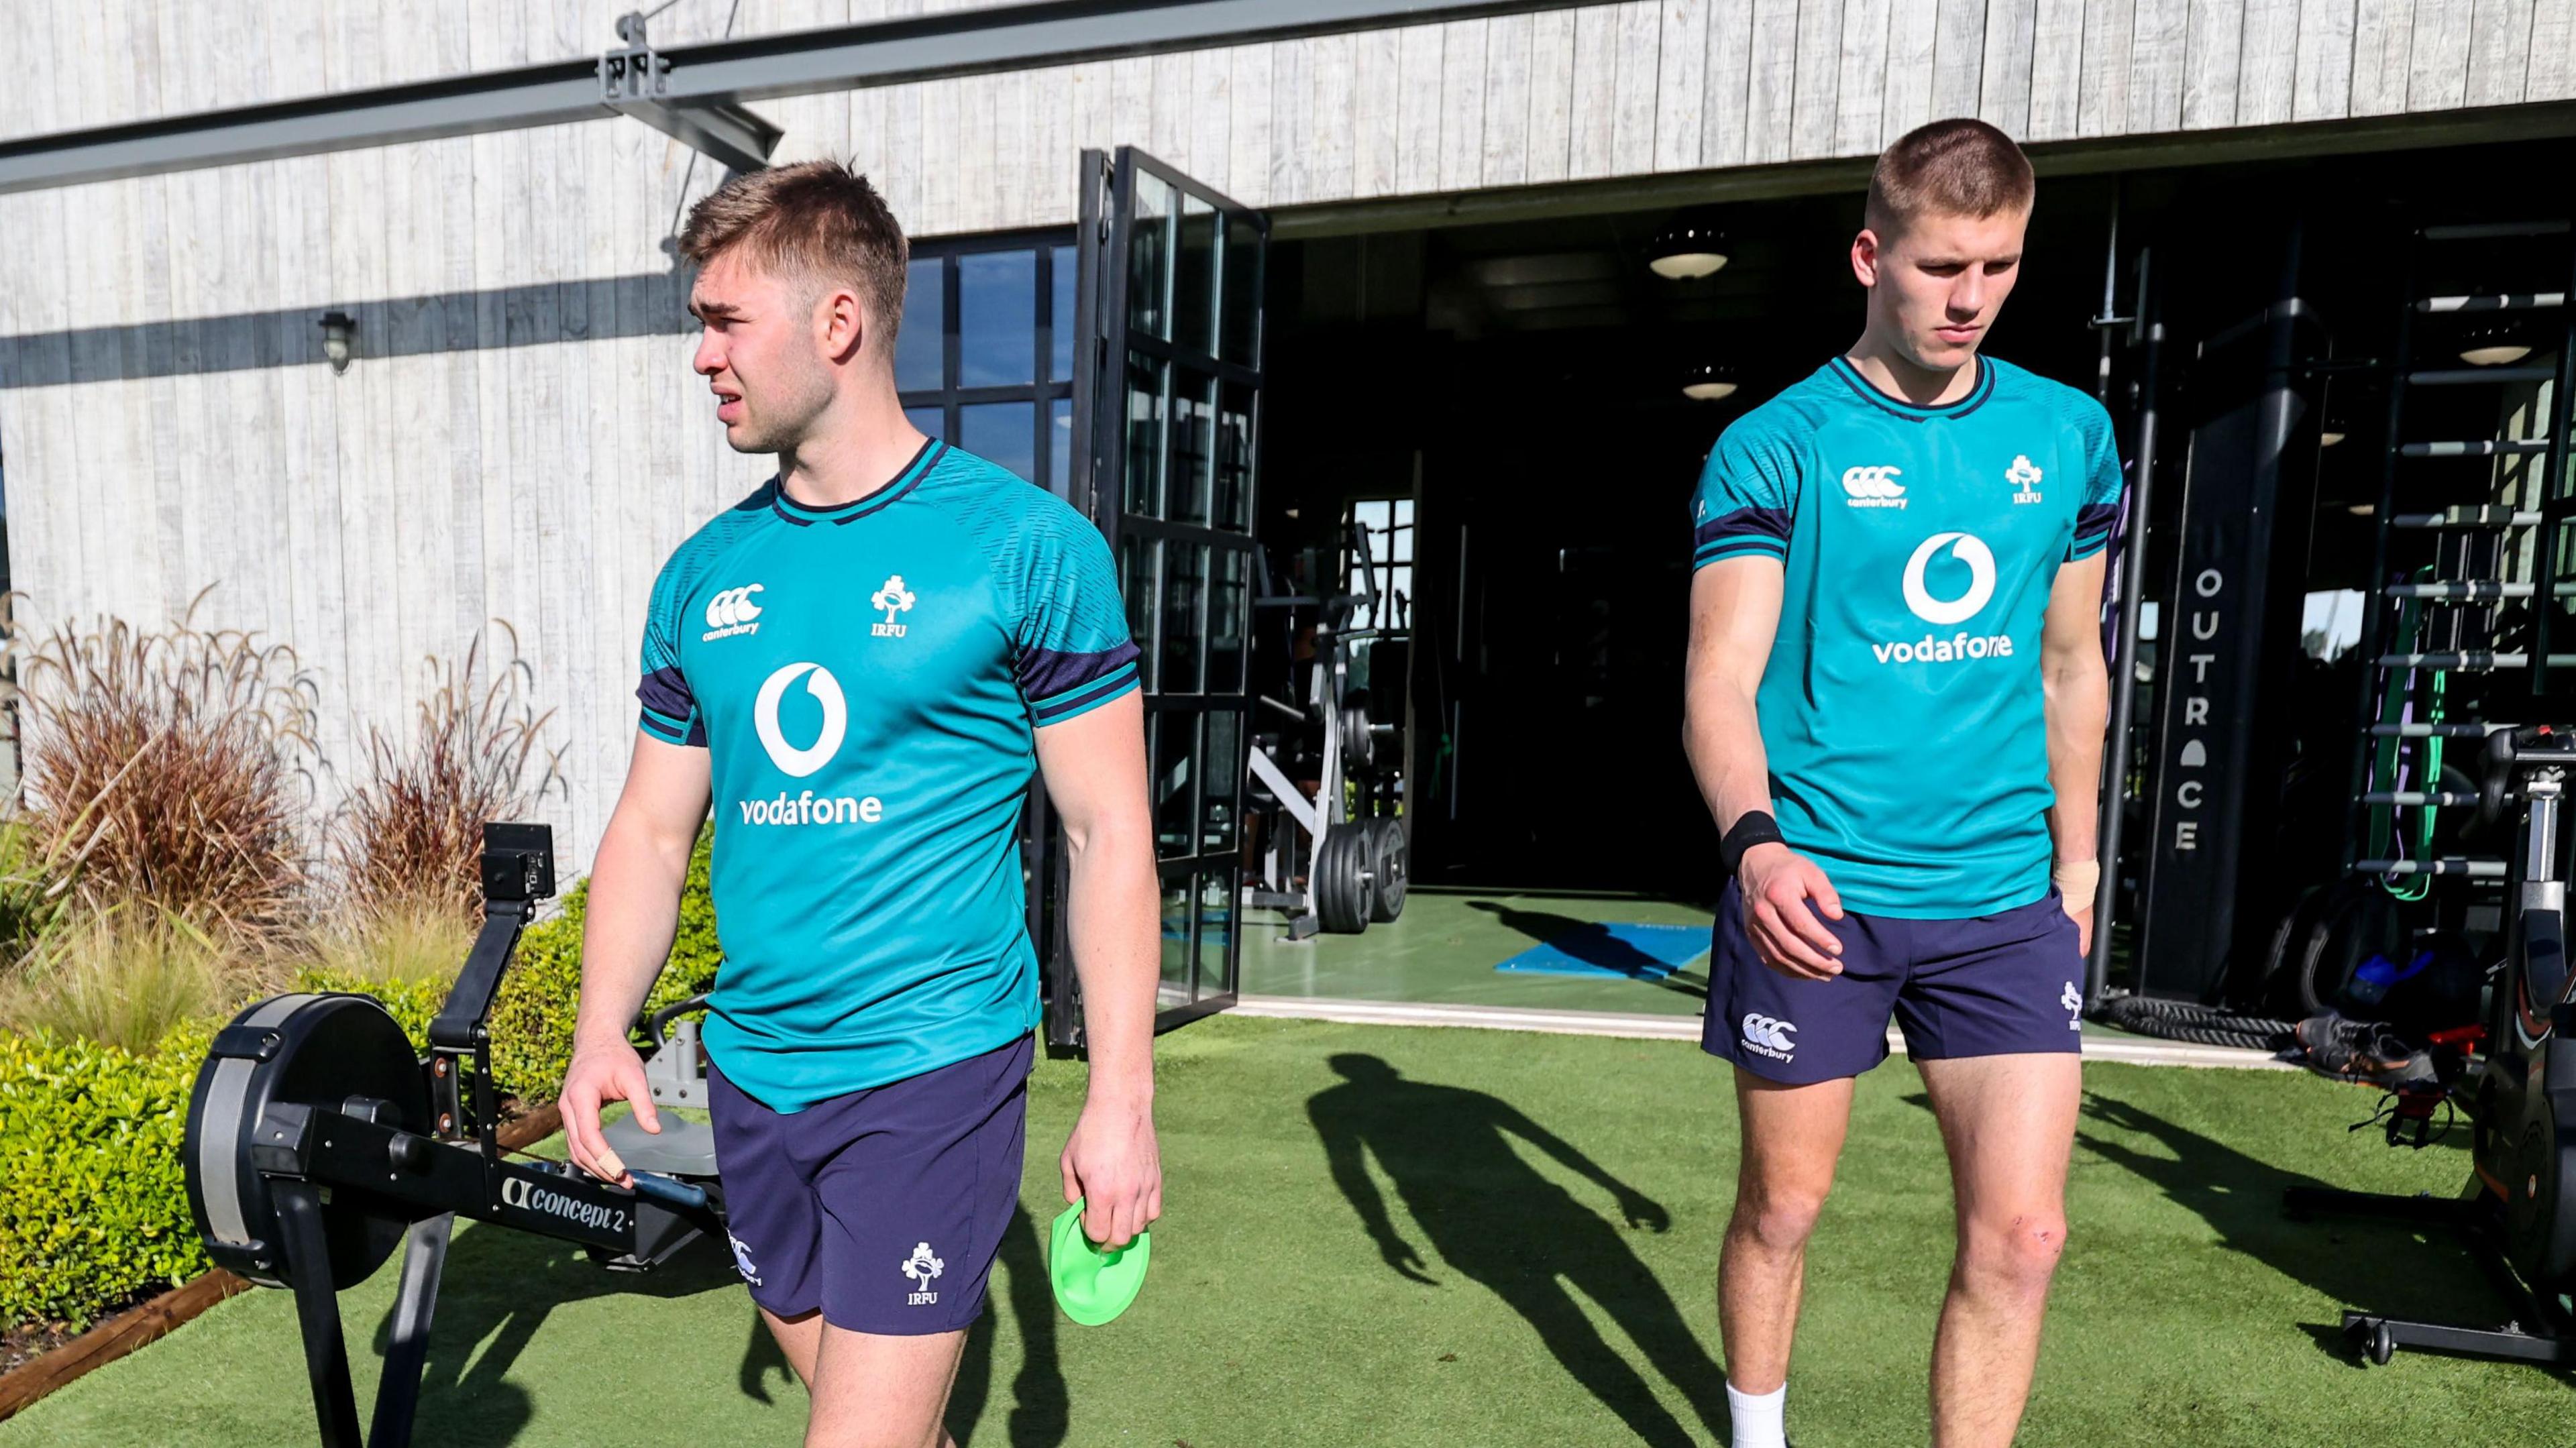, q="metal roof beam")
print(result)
[0,0,1580,196]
